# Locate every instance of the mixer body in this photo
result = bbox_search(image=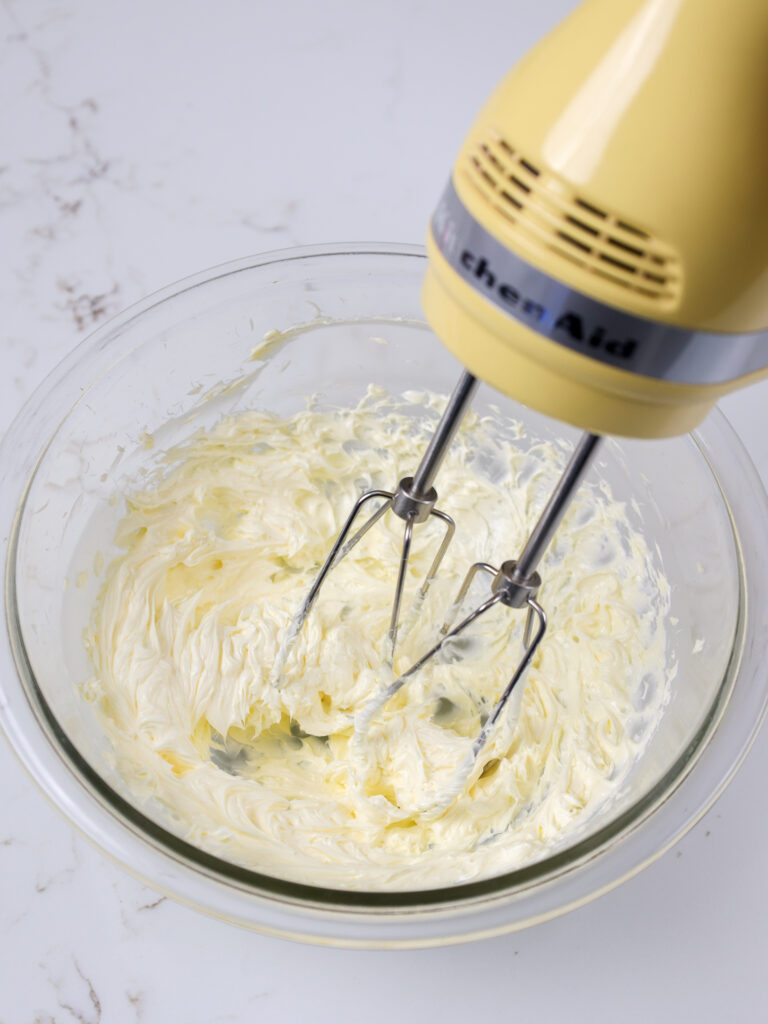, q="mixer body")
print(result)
[423,0,768,437]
